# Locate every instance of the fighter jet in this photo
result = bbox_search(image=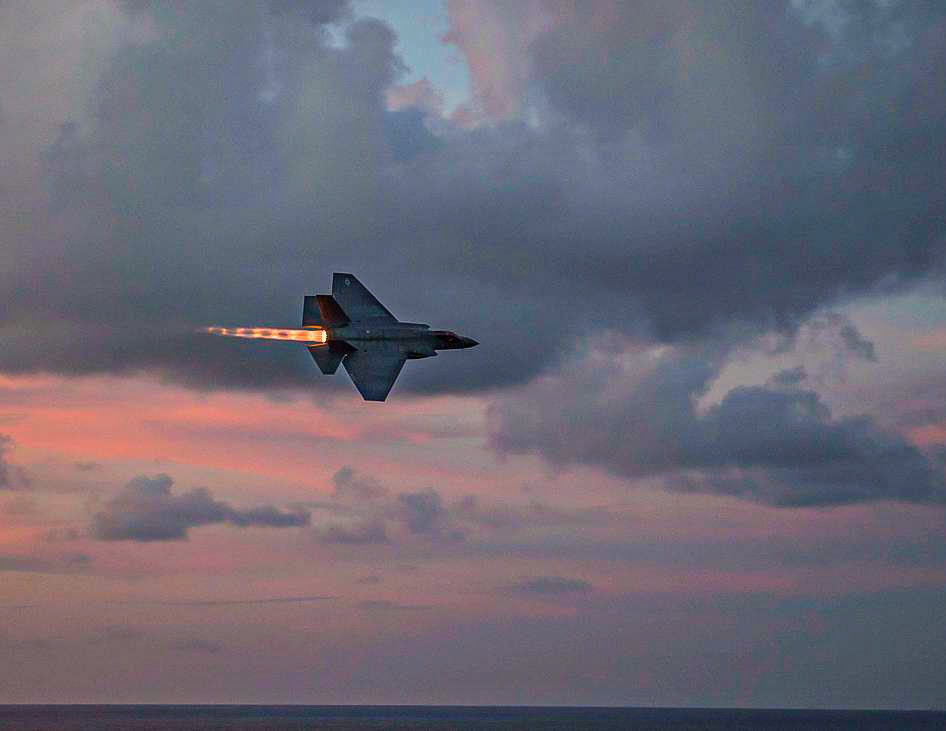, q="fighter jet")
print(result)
[300,273,478,401]
[206,274,477,400]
